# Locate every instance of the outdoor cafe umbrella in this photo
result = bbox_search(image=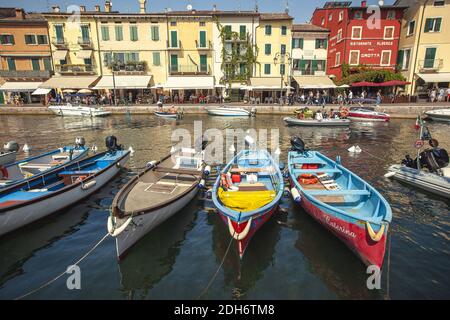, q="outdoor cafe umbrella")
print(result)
[77,89,93,94]
[62,89,76,93]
